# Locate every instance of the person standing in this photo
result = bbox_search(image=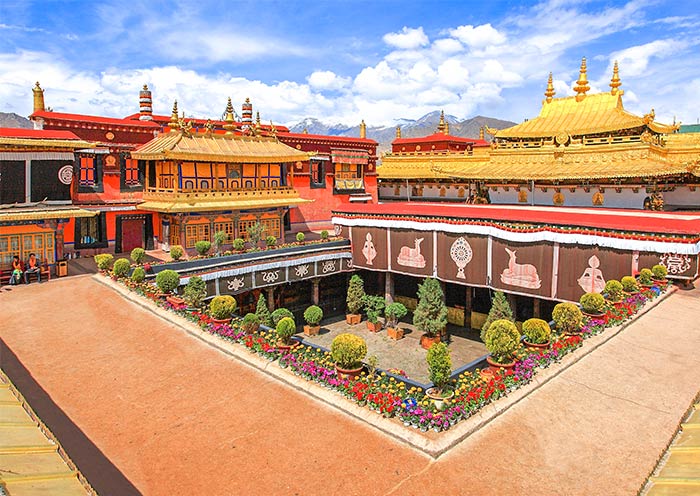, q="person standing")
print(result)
[24,253,41,284]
